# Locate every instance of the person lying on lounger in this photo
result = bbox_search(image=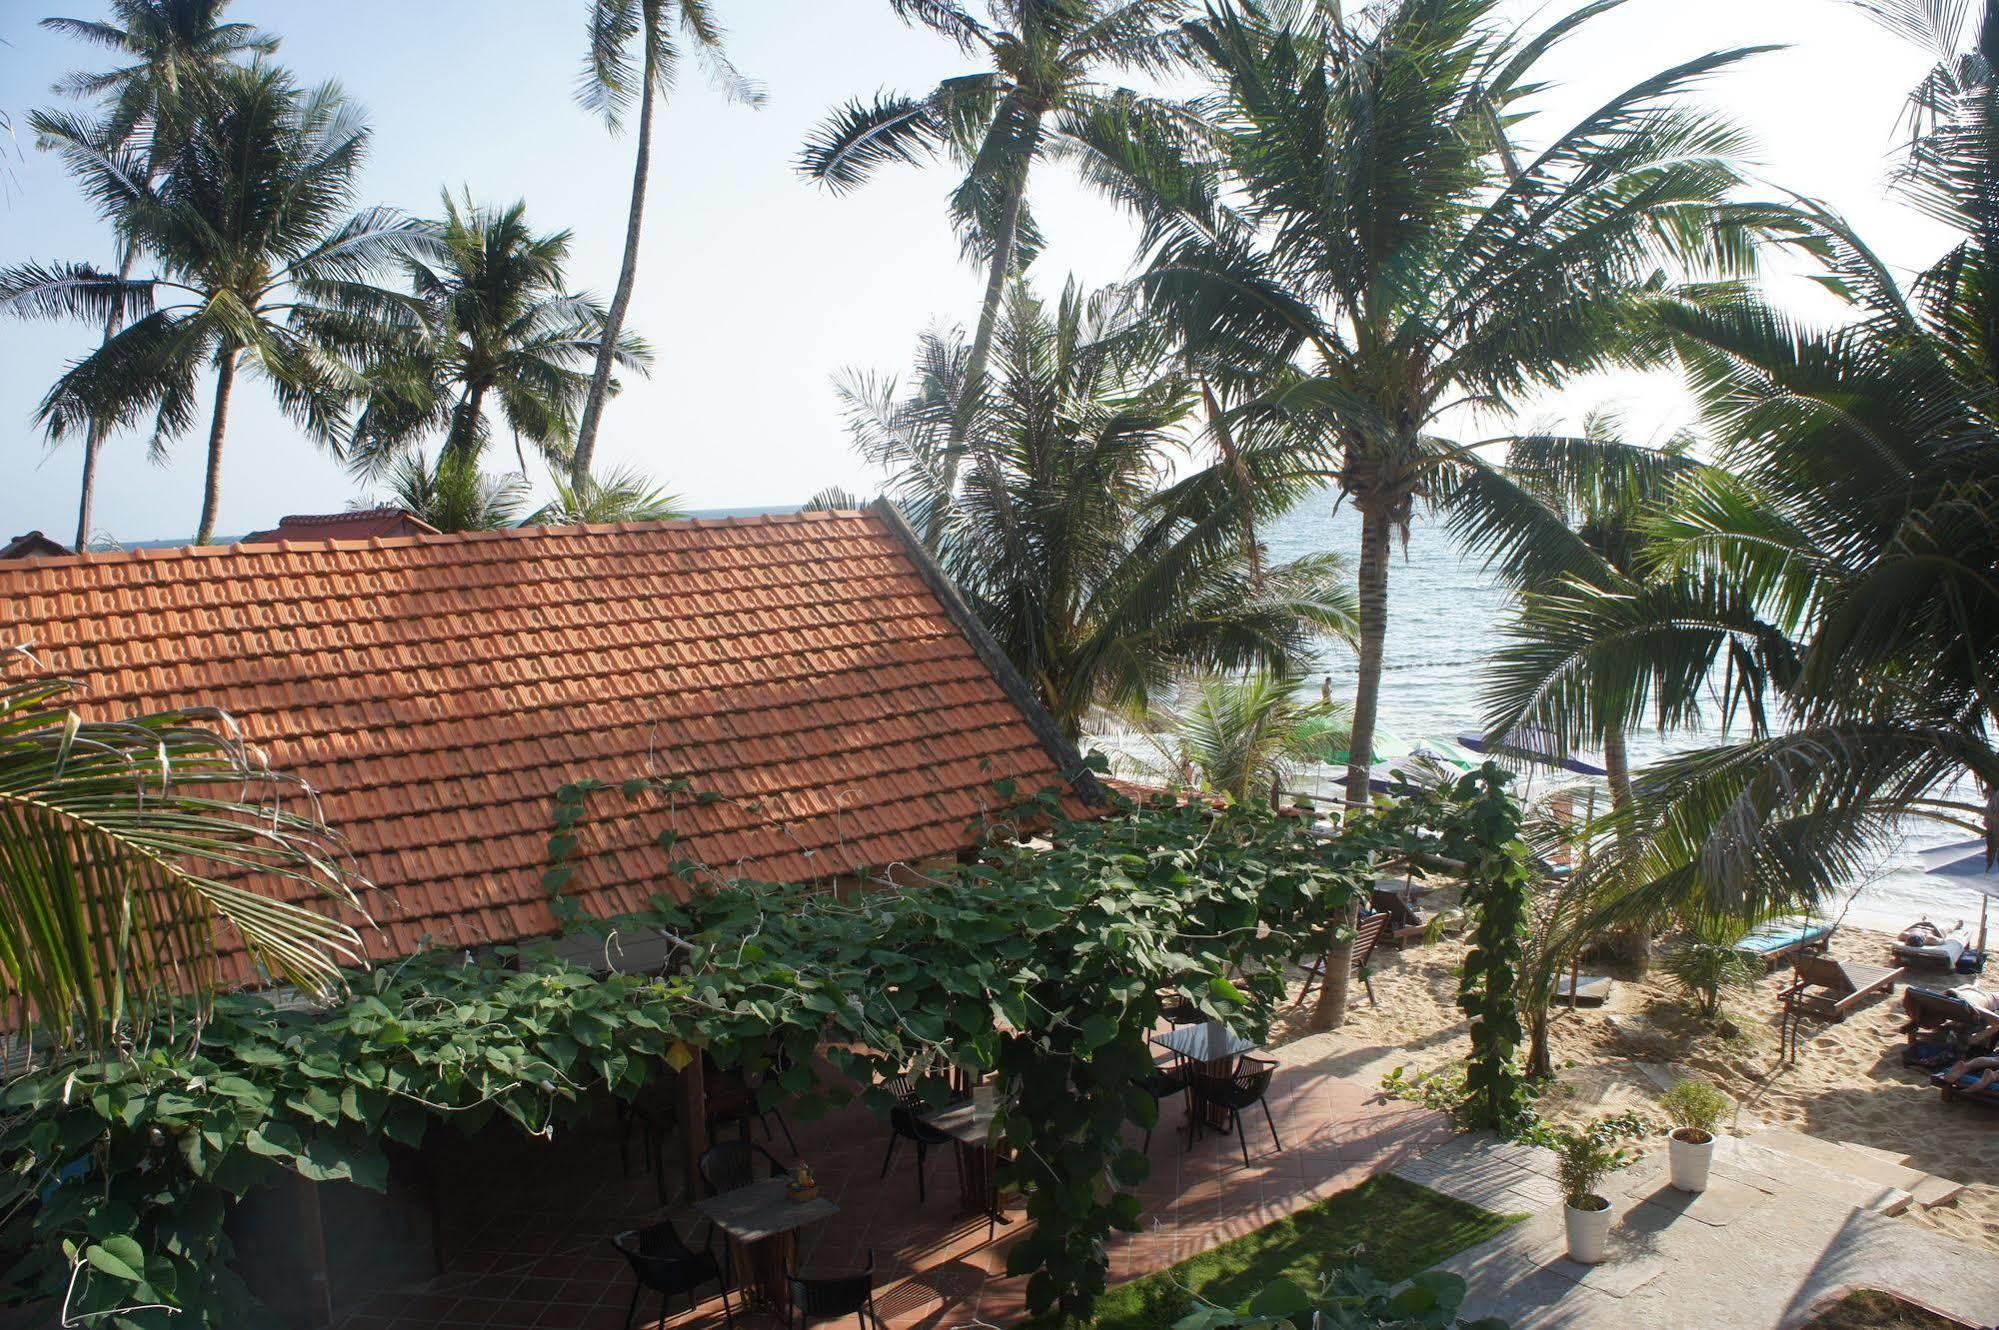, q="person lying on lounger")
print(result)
[1899,919,1960,947]
[1944,1055,1999,1091]
[1903,985,1999,1037]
